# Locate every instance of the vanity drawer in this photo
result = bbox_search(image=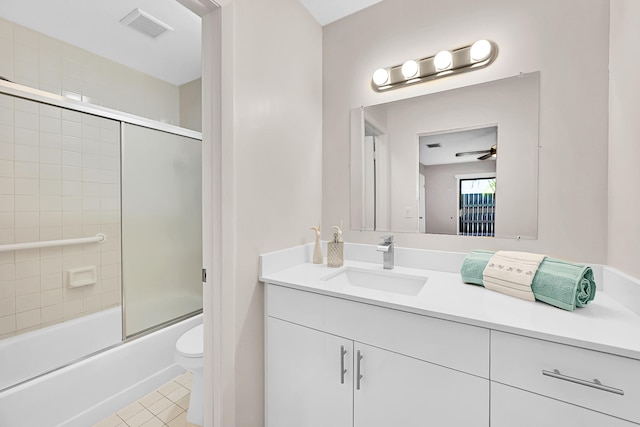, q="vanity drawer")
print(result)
[266,283,489,378]
[491,330,640,424]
